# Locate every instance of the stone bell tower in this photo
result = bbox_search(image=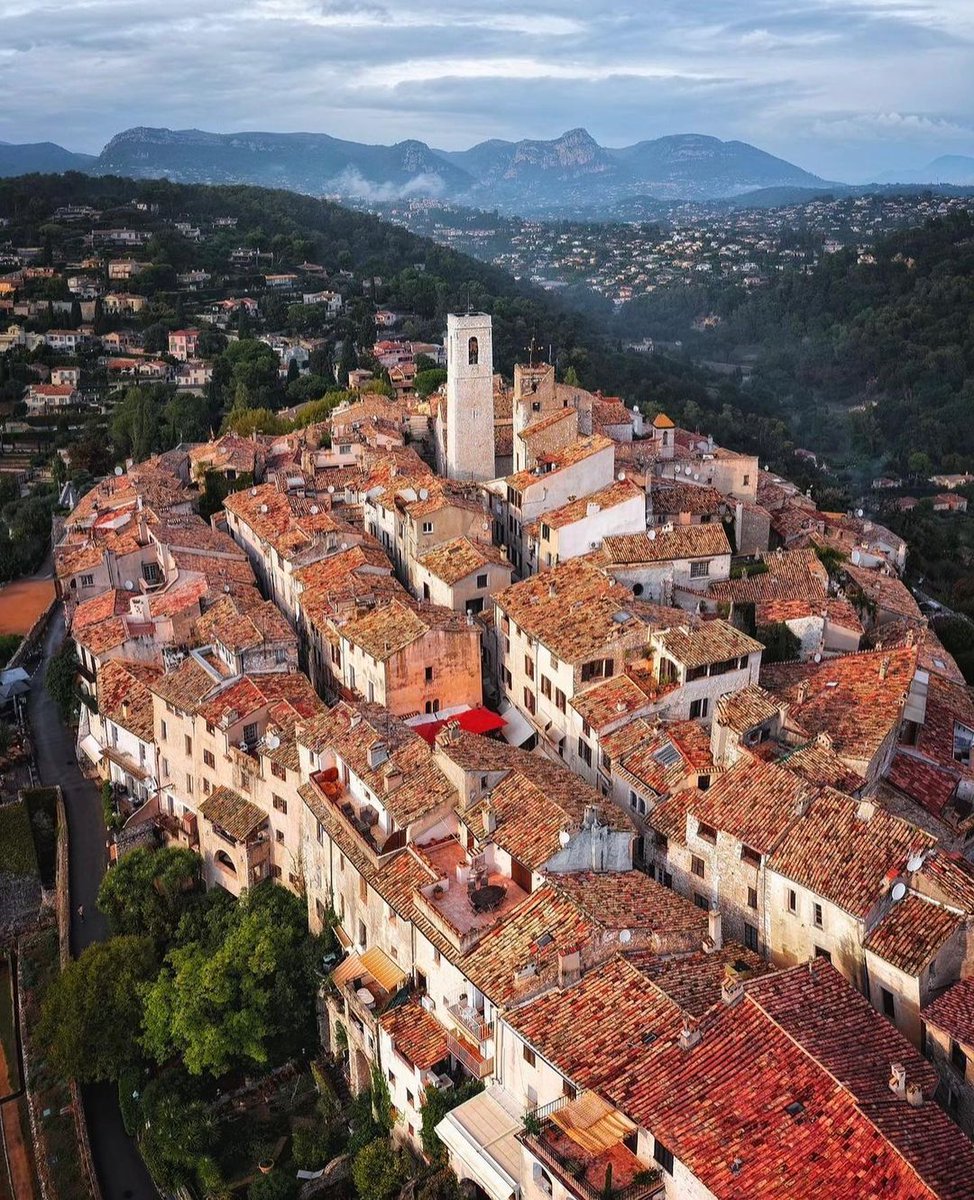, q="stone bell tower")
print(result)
[445,312,495,482]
